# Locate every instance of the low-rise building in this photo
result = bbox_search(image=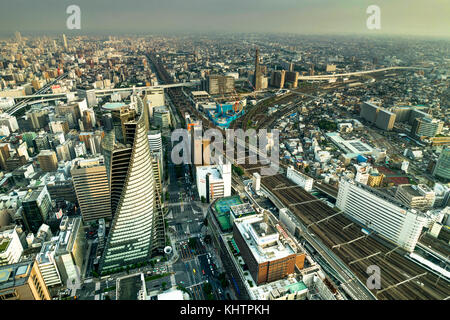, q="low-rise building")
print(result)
[395,184,435,211]
[232,213,300,285]
[0,226,24,266]
[196,162,232,203]
[0,260,51,300]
